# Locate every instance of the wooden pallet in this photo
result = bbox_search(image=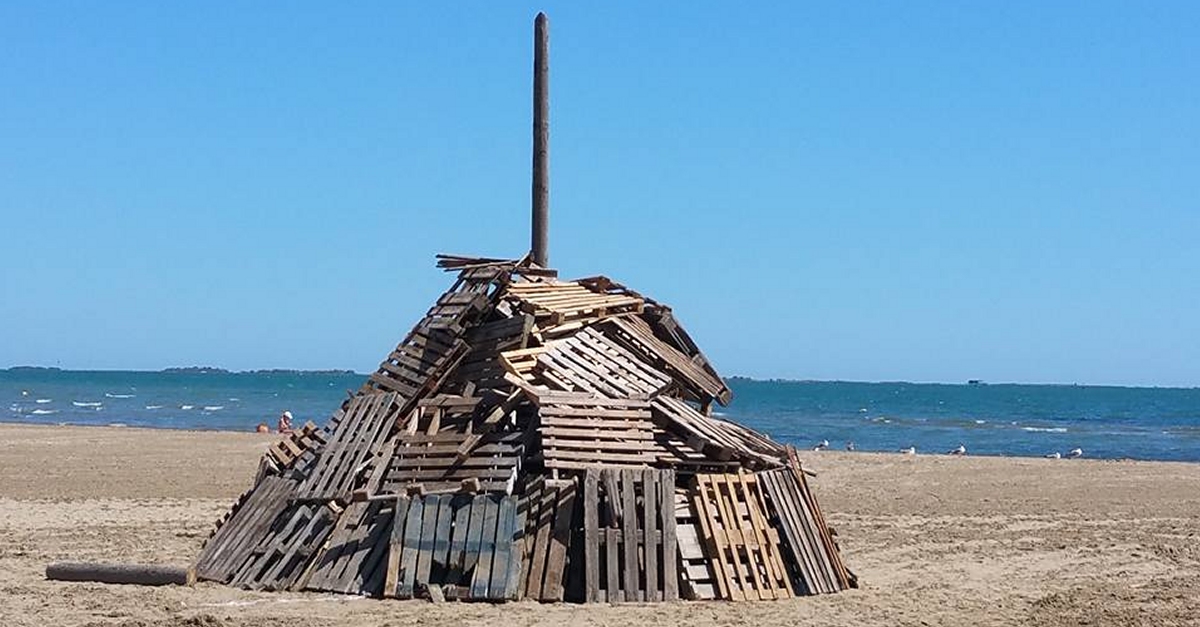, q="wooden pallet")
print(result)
[640,307,731,405]
[691,473,793,600]
[265,421,326,470]
[582,466,678,603]
[446,313,535,393]
[303,499,395,595]
[298,392,403,501]
[518,477,578,601]
[652,397,783,469]
[194,475,297,583]
[674,488,720,600]
[533,327,671,398]
[506,280,644,325]
[601,316,728,404]
[229,501,337,591]
[757,447,853,594]
[534,394,657,471]
[652,430,741,471]
[361,272,497,398]
[382,493,522,601]
[384,429,527,494]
